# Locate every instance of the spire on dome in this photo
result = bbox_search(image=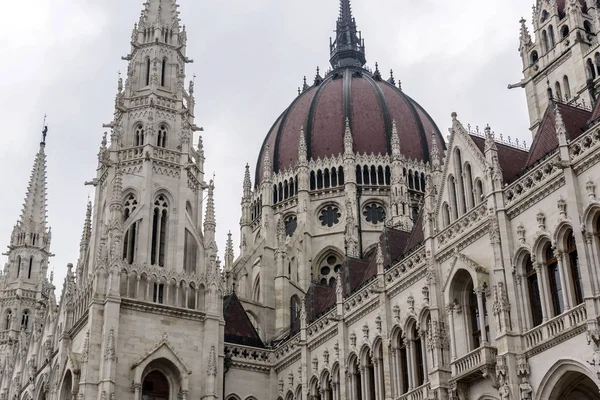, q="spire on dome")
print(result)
[139,0,181,30]
[343,118,354,155]
[262,145,273,183]
[298,126,308,164]
[430,131,441,169]
[391,120,401,160]
[330,0,366,69]
[19,126,49,228]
